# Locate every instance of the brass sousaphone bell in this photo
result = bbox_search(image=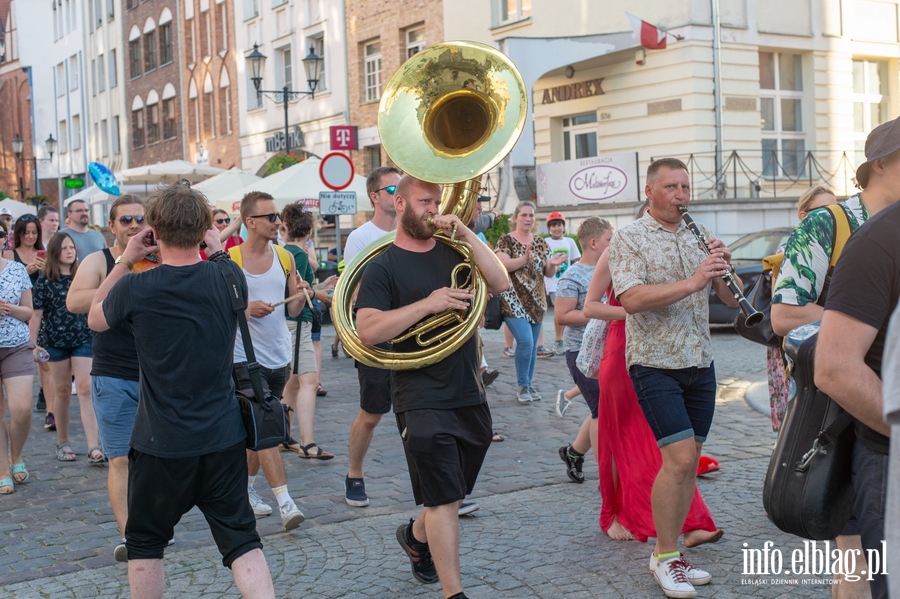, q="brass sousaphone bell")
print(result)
[332,41,527,370]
